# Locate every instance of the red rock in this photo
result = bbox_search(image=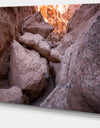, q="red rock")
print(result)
[40,4,100,113]
[21,11,54,38]
[0,86,23,104]
[9,40,49,101]
[0,7,36,78]
[19,32,61,63]
[38,5,81,38]
[67,4,100,33]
